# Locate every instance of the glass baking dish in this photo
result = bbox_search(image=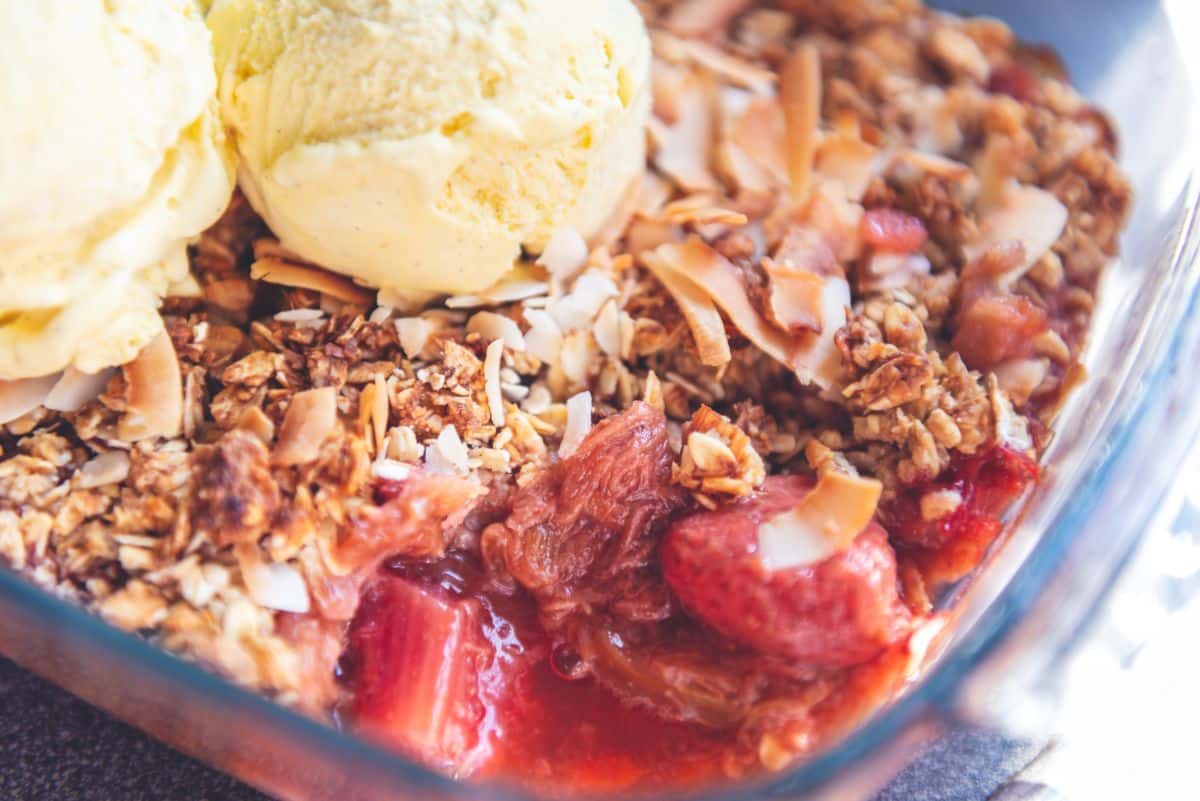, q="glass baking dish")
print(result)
[0,1,1197,799]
